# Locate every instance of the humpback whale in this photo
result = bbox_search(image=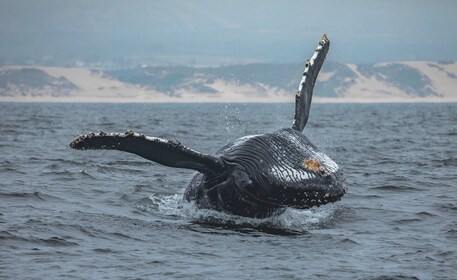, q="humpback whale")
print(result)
[70,34,346,218]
